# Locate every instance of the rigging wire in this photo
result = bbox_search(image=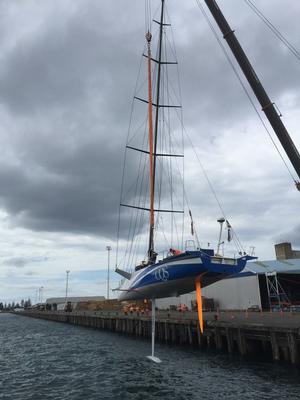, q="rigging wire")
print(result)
[164,6,185,248]
[166,9,186,250]
[122,0,250,259]
[125,131,148,268]
[162,26,181,249]
[119,0,259,268]
[117,1,156,270]
[145,0,152,33]
[164,29,174,247]
[183,127,245,253]
[195,0,297,184]
[123,105,148,268]
[160,15,184,251]
[165,5,245,253]
[118,1,168,270]
[116,53,145,268]
[244,0,300,62]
